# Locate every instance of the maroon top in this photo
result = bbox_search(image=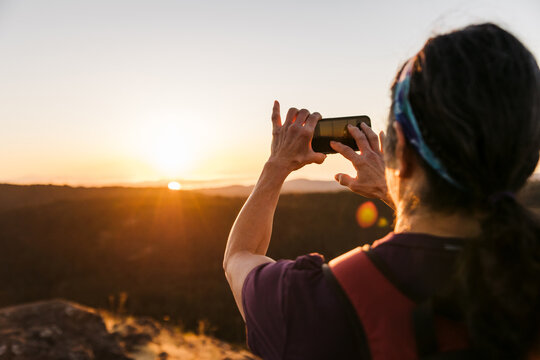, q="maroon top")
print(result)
[242,232,465,360]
